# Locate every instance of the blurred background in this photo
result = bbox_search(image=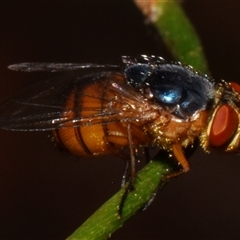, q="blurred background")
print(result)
[1,1,240,239]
